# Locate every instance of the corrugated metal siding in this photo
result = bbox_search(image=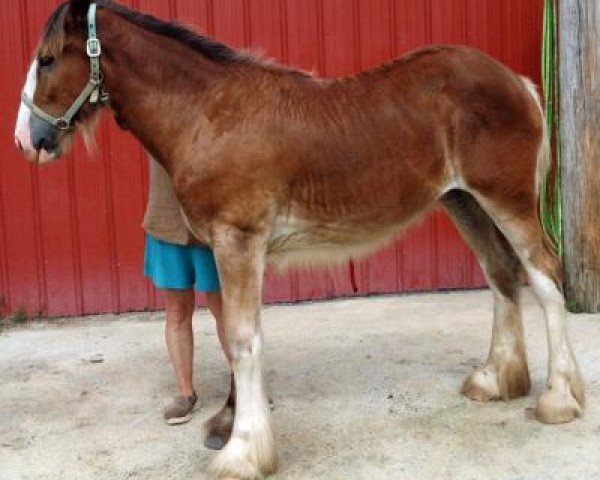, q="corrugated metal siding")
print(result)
[0,0,543,316]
